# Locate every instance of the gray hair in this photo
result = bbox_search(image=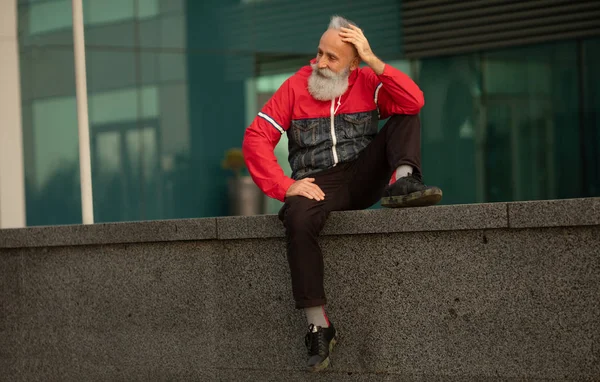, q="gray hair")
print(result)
[328,15,358,30]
